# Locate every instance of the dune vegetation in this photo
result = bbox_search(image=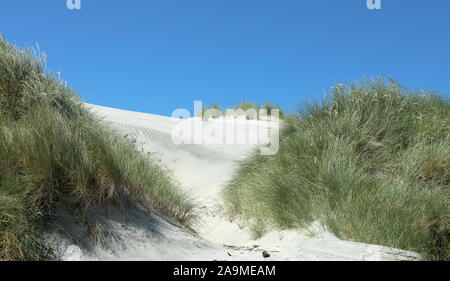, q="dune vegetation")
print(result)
[224,78,449,260]
[201,101,284,120]
[0,36,195,260]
